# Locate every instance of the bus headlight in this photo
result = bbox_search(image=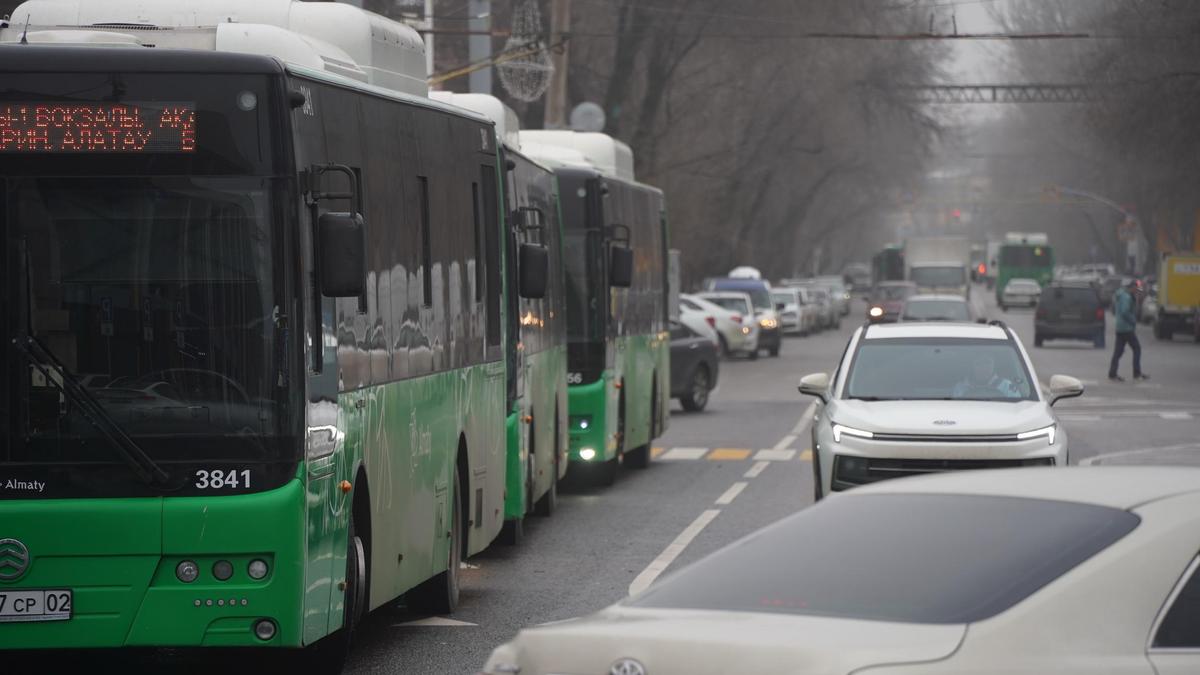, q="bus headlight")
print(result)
[580,448,596,461]
[176,560,199,583]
